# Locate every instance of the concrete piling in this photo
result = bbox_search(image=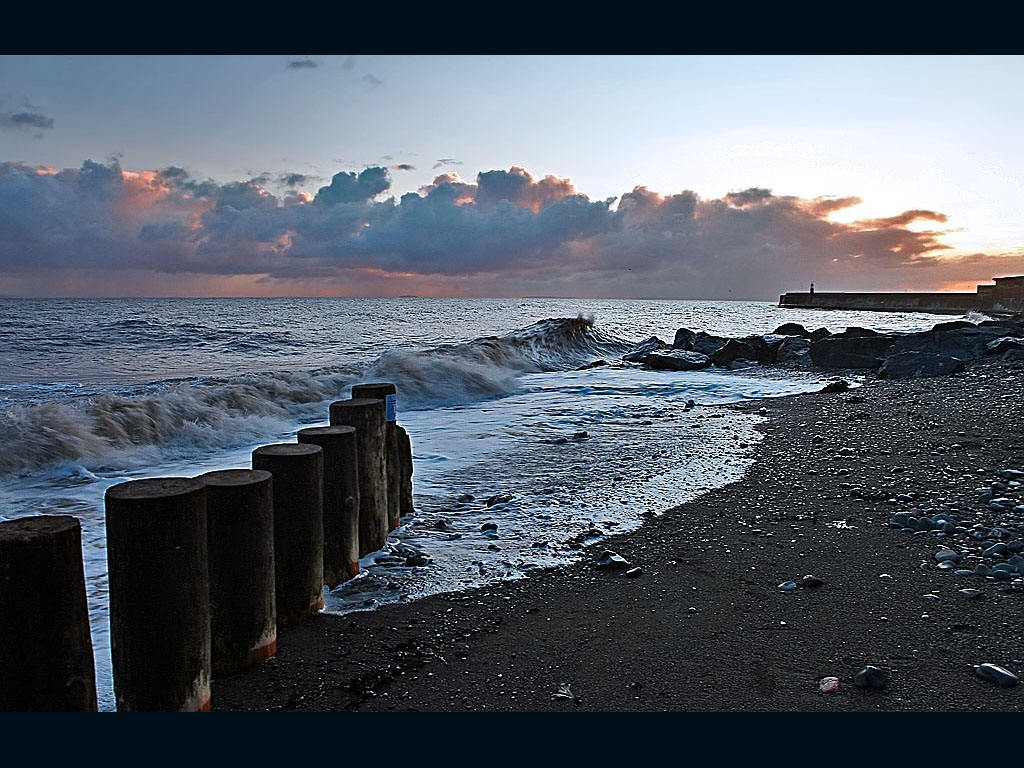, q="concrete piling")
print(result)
[251,444,324,627]
[329,398,388,556]
[351,383,401,531]
[198,469,276,678]
[105,477,210,712]
[0,515,97,712]
[297,426,360,587]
